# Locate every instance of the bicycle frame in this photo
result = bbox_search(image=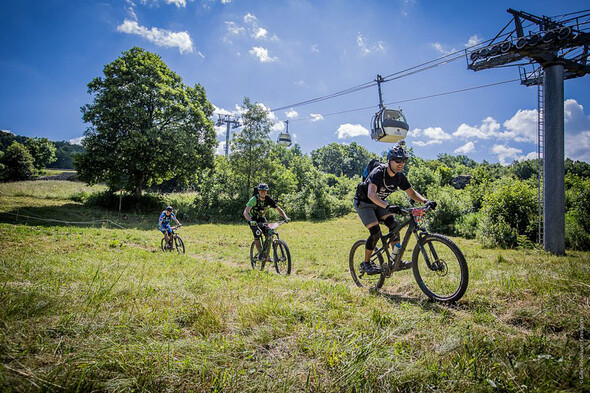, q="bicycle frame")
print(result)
[370,209,430,276]
[257,221,285,260]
